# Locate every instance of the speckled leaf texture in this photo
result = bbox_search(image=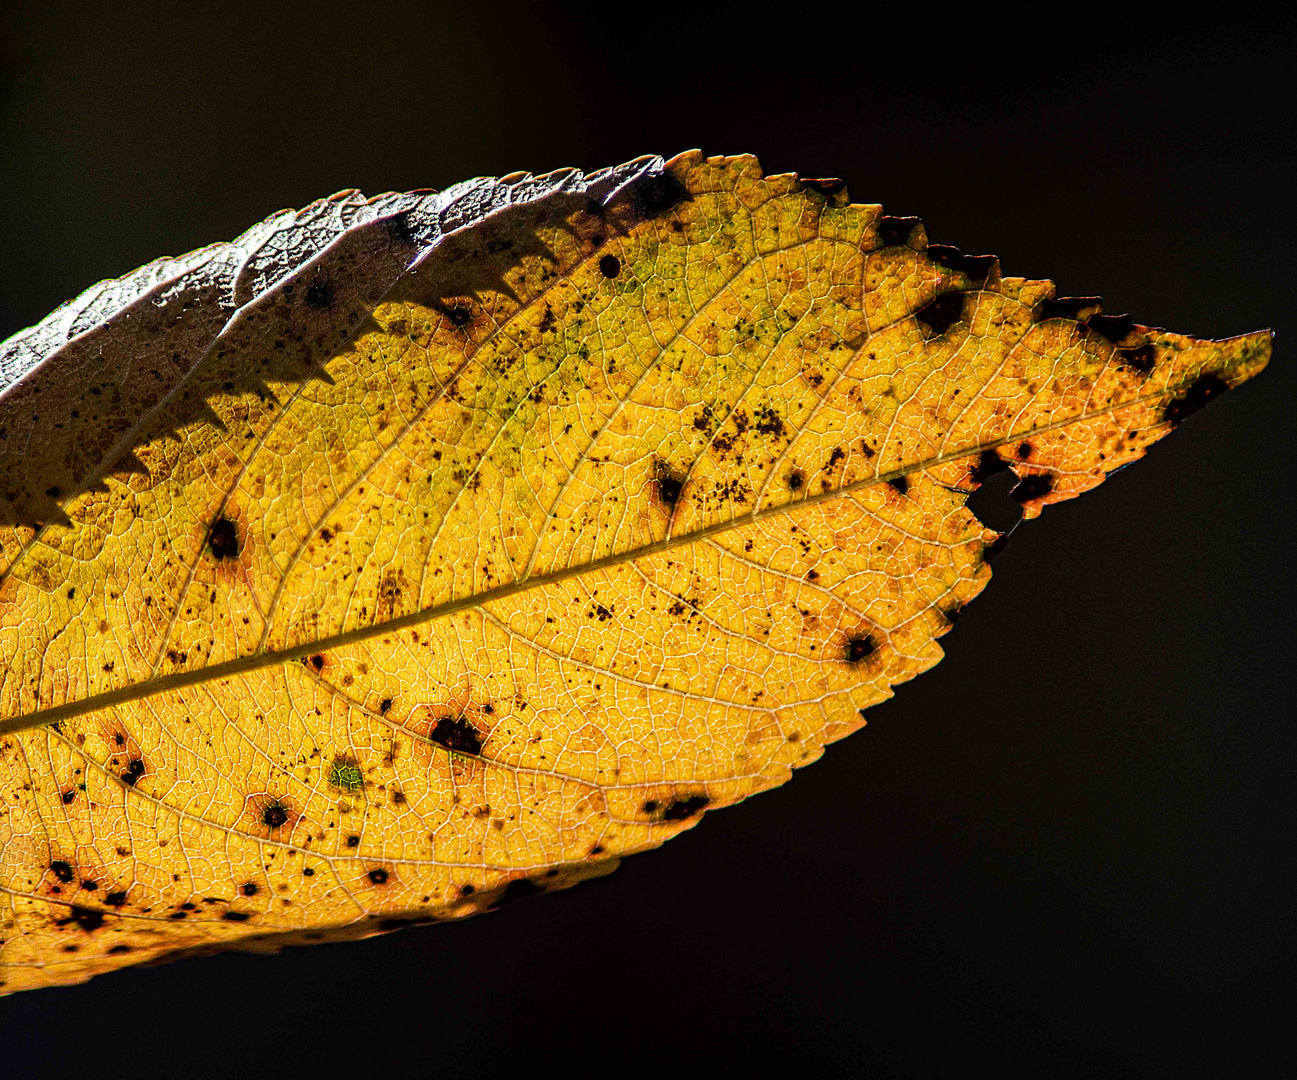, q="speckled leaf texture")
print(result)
[0,152,1269,993]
